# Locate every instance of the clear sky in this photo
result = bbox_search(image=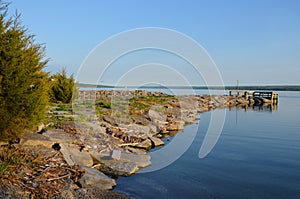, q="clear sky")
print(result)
[10,0,300,86]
